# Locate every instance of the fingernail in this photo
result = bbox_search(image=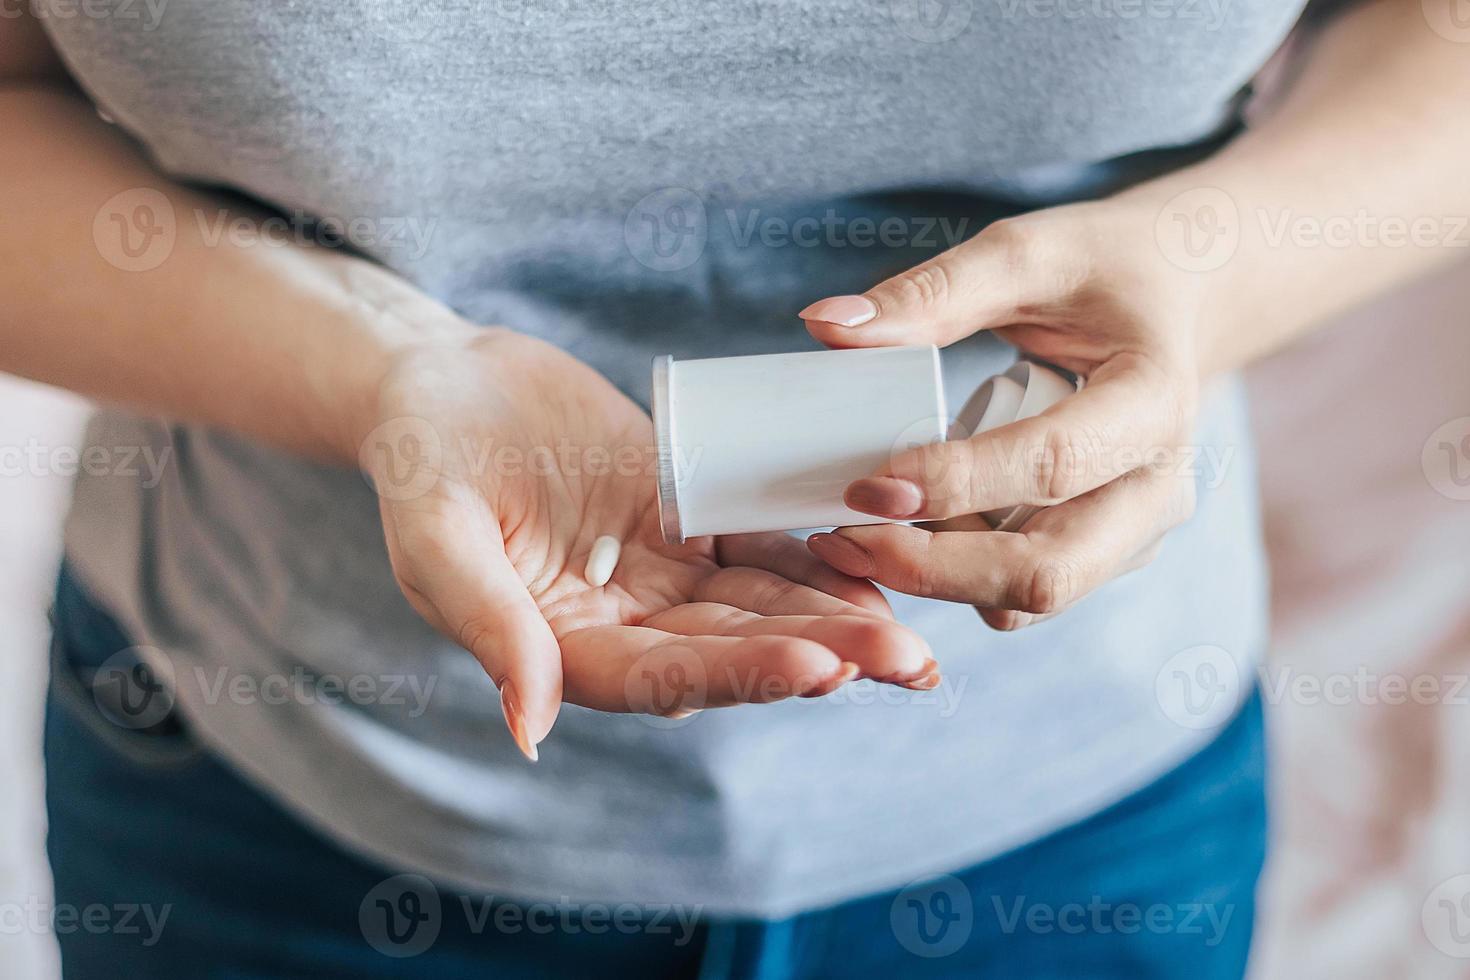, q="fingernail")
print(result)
[880,657,939,689]
[902,669,942,692]
[902,657,939,684]
[845,478,924,518]
[798,660,861,698]
[808,532,874,577]
[500,681,539,762]
[798,295,878,327]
